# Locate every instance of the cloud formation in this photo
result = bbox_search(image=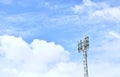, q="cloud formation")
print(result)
[91,6,120,21]
[0,34,120,77]
[0,35,82,77]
